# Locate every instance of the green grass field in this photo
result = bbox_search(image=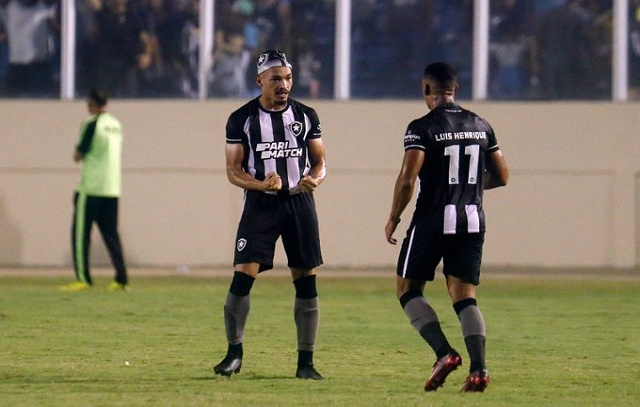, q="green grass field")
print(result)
[1,269,639,406]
